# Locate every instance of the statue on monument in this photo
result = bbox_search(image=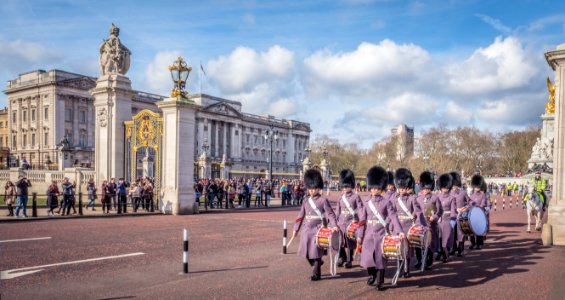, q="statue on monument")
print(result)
[546,77,556,114]
[99,23,131,76]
